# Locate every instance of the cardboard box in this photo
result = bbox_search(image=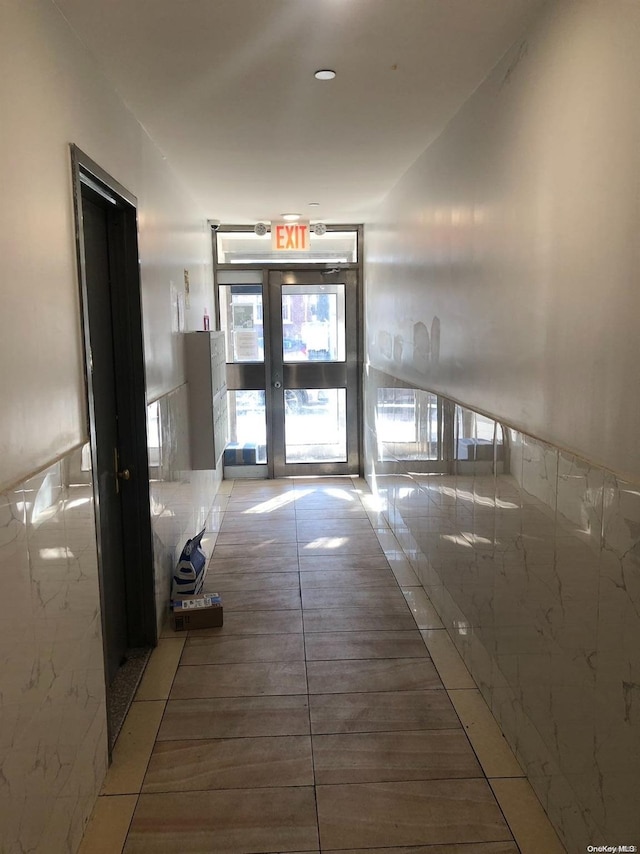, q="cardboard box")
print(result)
[172,593,223,631]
